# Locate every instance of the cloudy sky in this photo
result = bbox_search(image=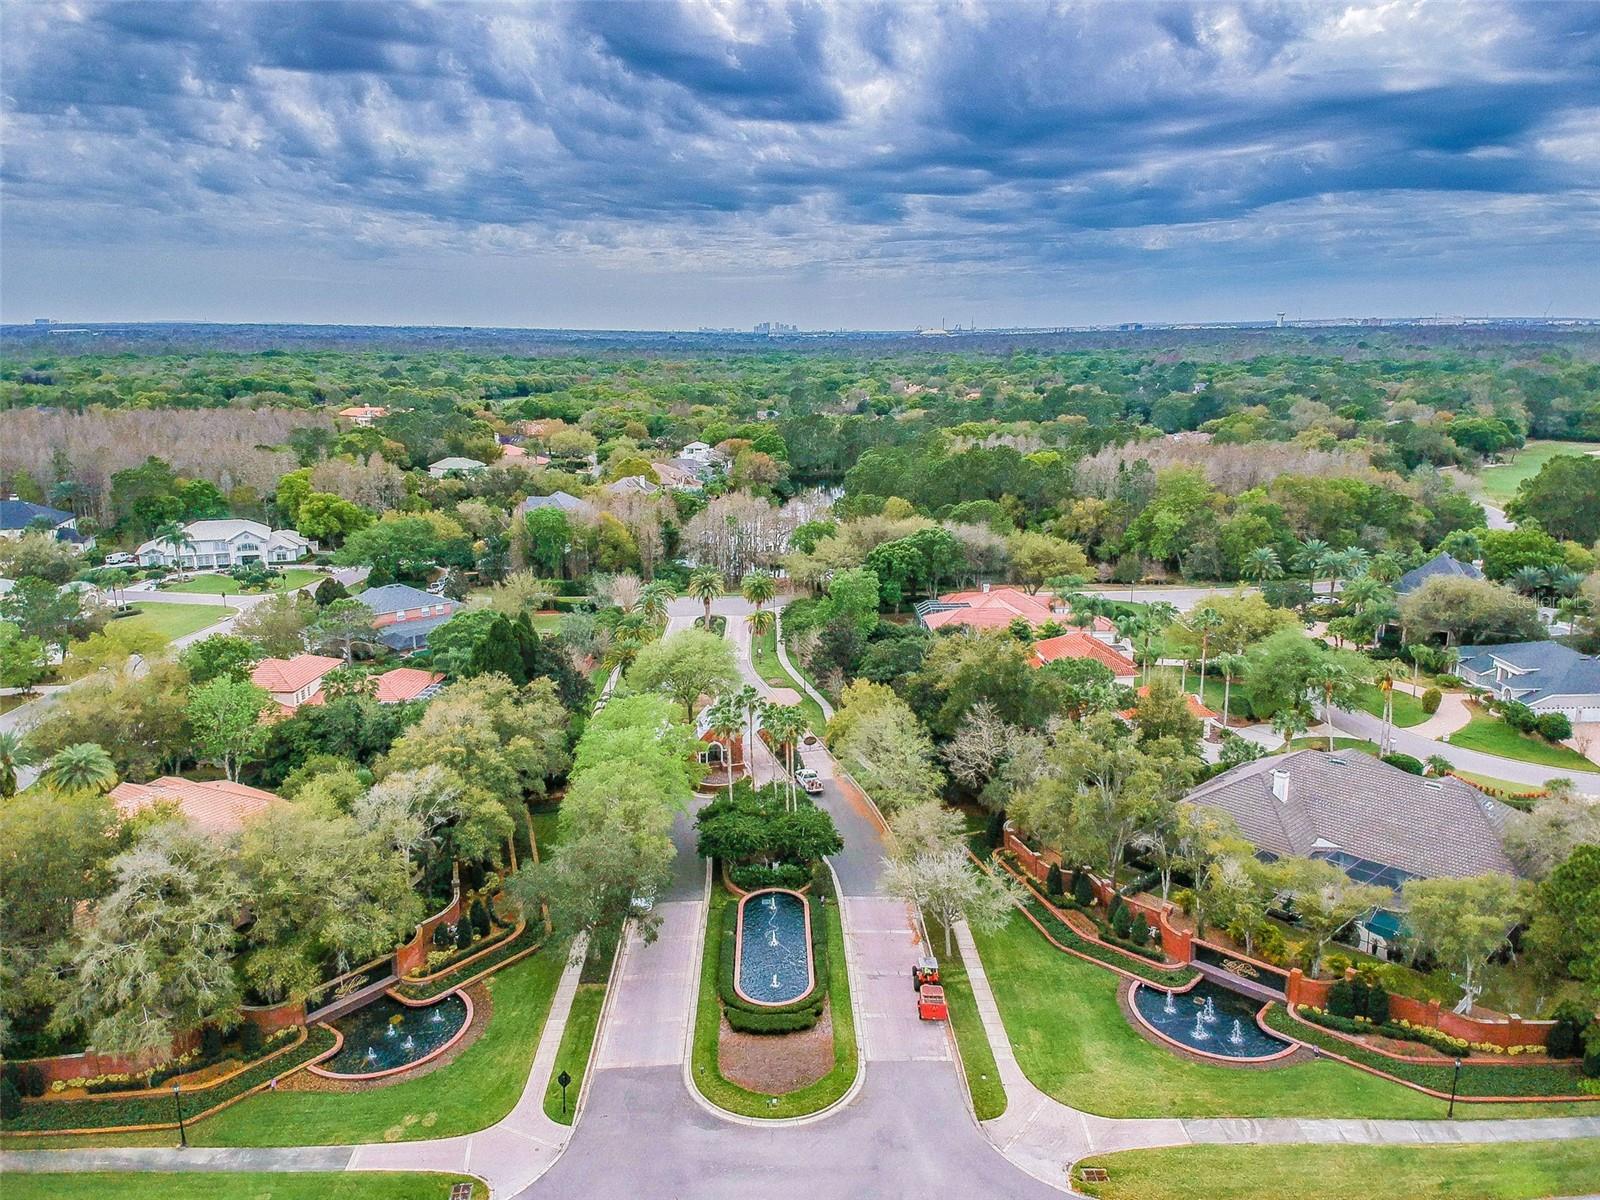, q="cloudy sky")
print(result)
[3,0,1597,328]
